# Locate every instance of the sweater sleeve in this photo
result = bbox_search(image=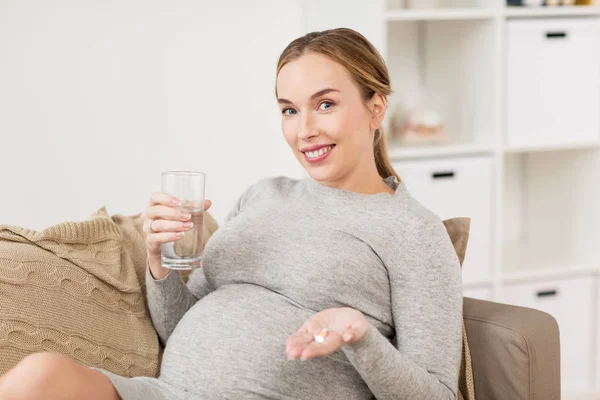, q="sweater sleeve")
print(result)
[145,183,255,347]
[341,219,463,400]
